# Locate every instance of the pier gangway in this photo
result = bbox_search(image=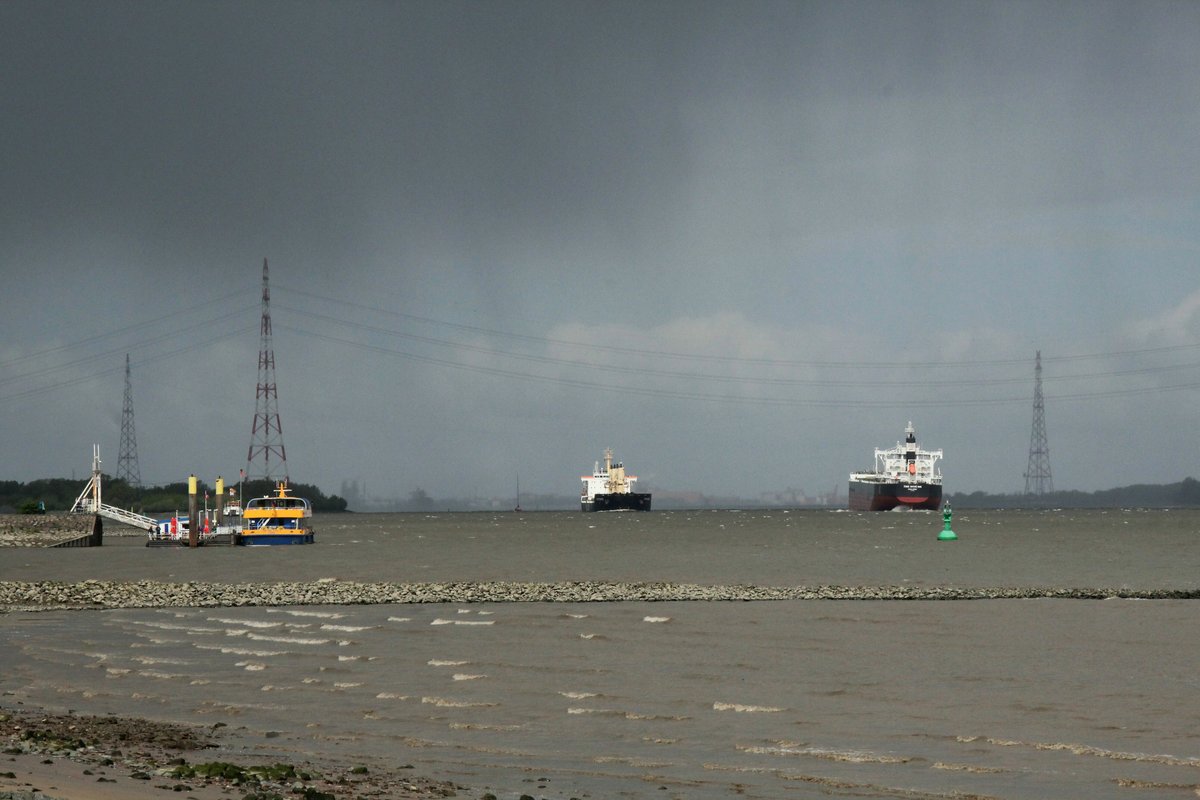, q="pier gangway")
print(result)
[69,445,157,531]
